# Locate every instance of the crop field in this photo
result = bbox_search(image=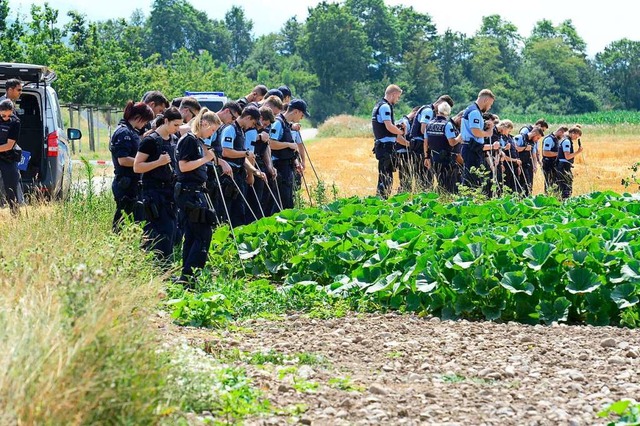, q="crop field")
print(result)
[306,117,640,198]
